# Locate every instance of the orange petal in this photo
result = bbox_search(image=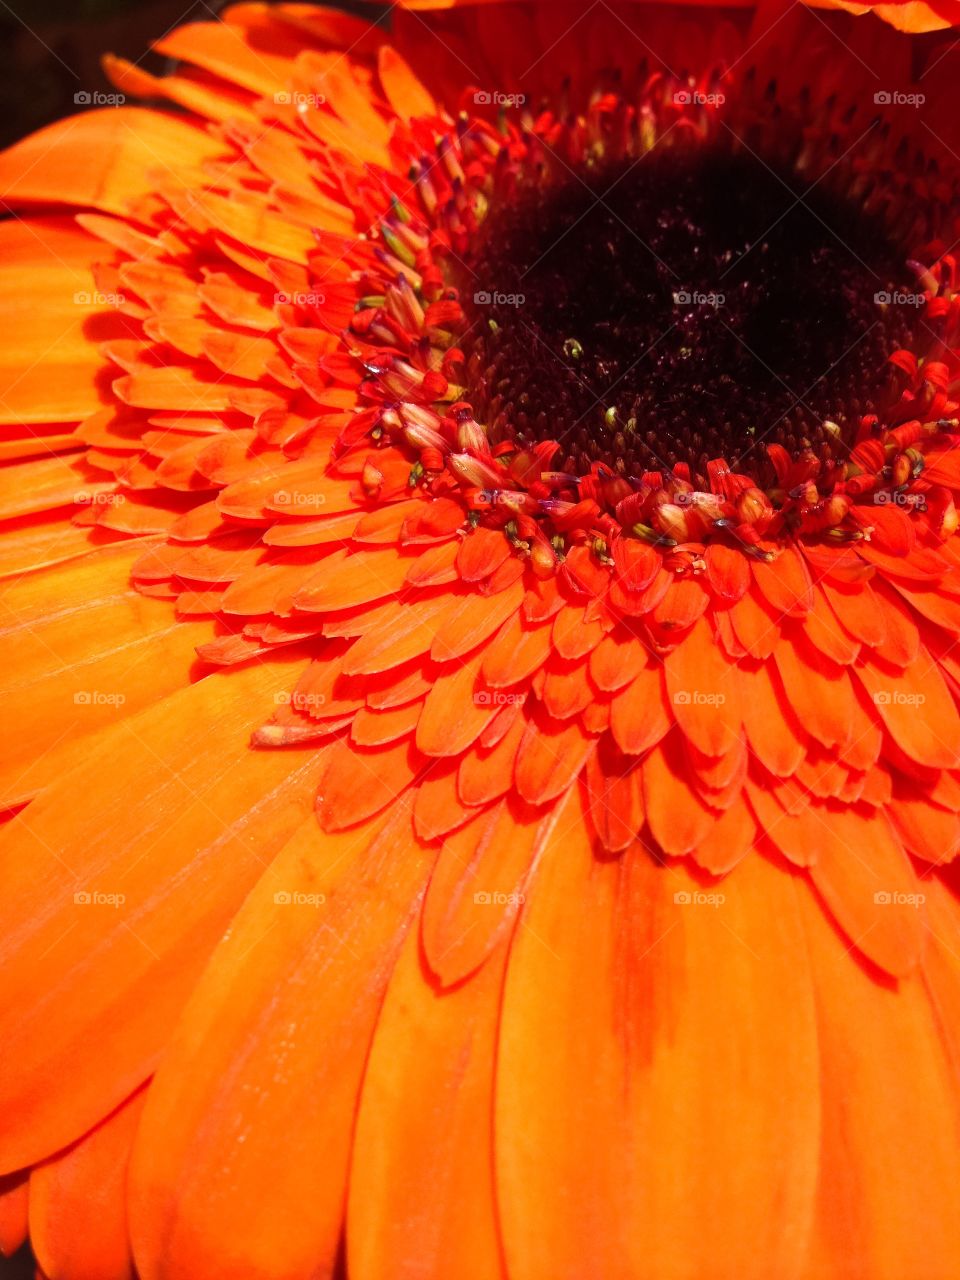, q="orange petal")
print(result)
[481,612,553,687]
[515,713,594,805]
[809,806,924,977]
[417,650,500,756]
[887,790,960,864]
[728,589,781,659]
[342,593,459,675]
[738,660,806,778]
[413,762,474,840]
[751,545,813,617]
[153,21,301,96]
[642,733,717,856]
[585,741,643,854]
[295,548,413,612]
[0,109,226,215]
[30,1086,147,1280]
[129,810,433,1280]
[800,880,960,1277]
[855,648,960,770]
[0,217,131,426]
[431,578,523,662]
[348,922,508,1280]
[458,711,526,806]
[497,801,821,1280]
[456,526,510,582]
[377,45,438,119]
[609,661,671,755]
[319,736,425,829]
[0,653,325,1171]
[693,795,757,875]
[588,630,647,692]
[421,800,544,985]
[705,542,750,601]
[351,701,422,747]
[552,604,604,660]
[664,618,741,756]
[775,629,858,750]
[0,552,215,806]
[745,779,816,869]
[802,589,861,665]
